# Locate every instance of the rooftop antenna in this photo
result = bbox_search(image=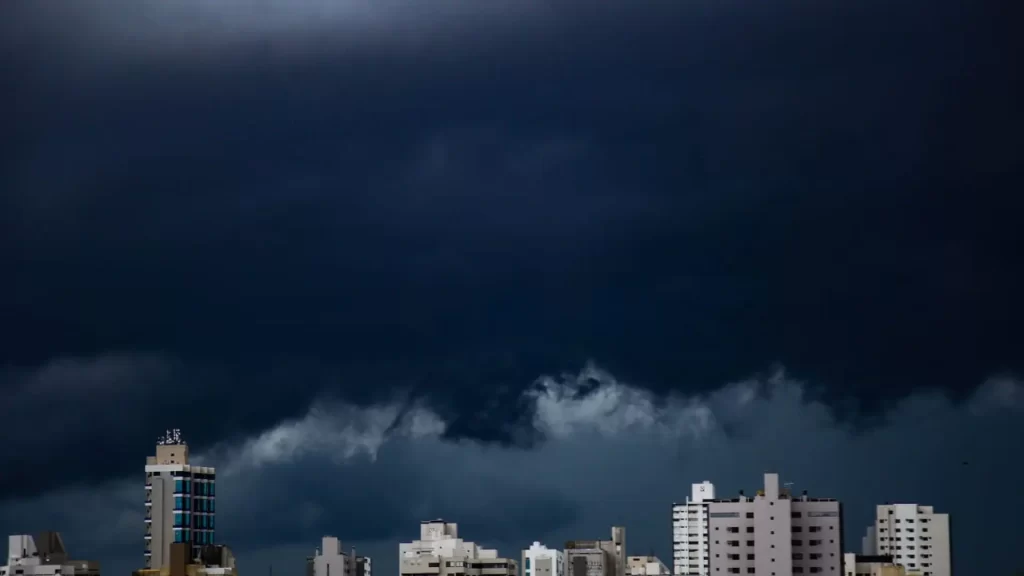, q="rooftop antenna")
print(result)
[157,428,186,446]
